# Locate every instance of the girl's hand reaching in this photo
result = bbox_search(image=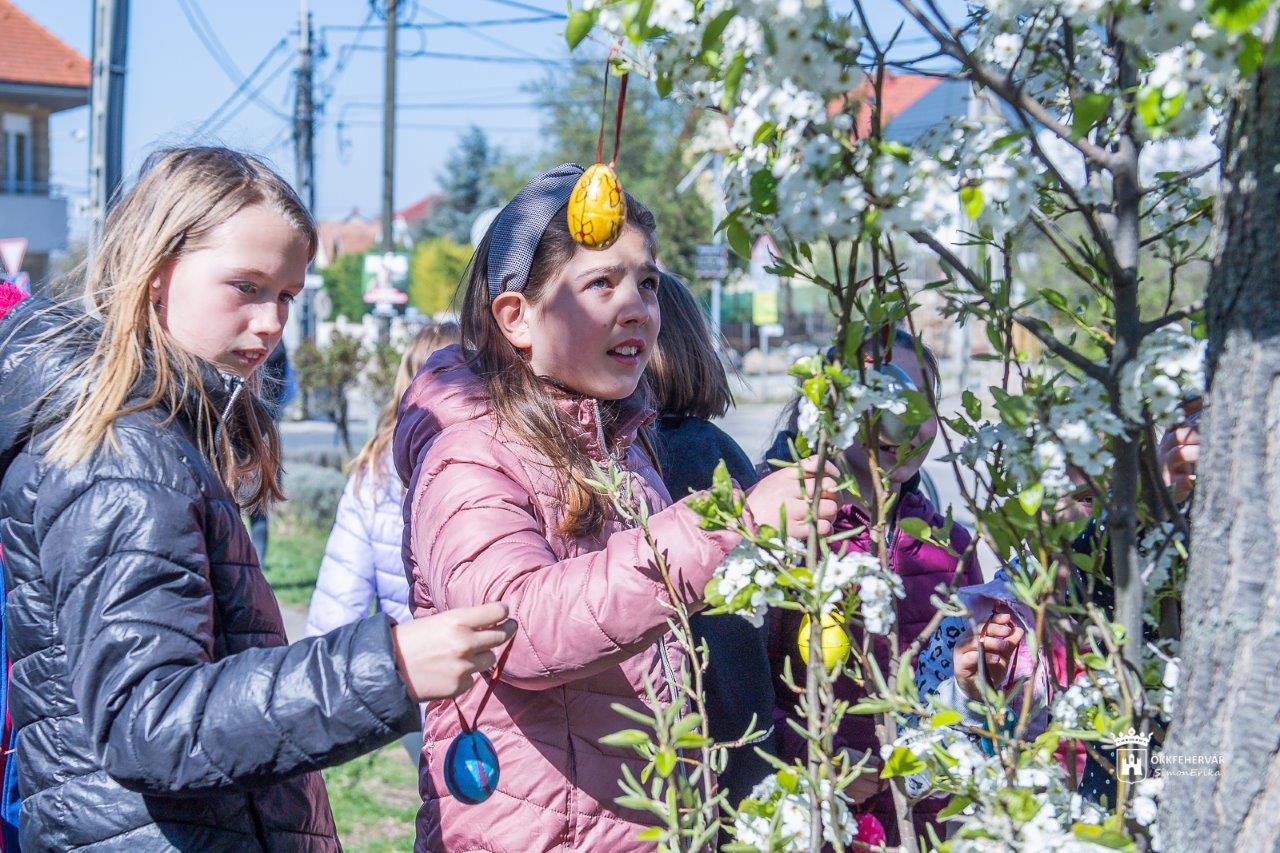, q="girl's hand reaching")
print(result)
[391,602,517,702]
[746,456,841,540]
[954,608,1024,700]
